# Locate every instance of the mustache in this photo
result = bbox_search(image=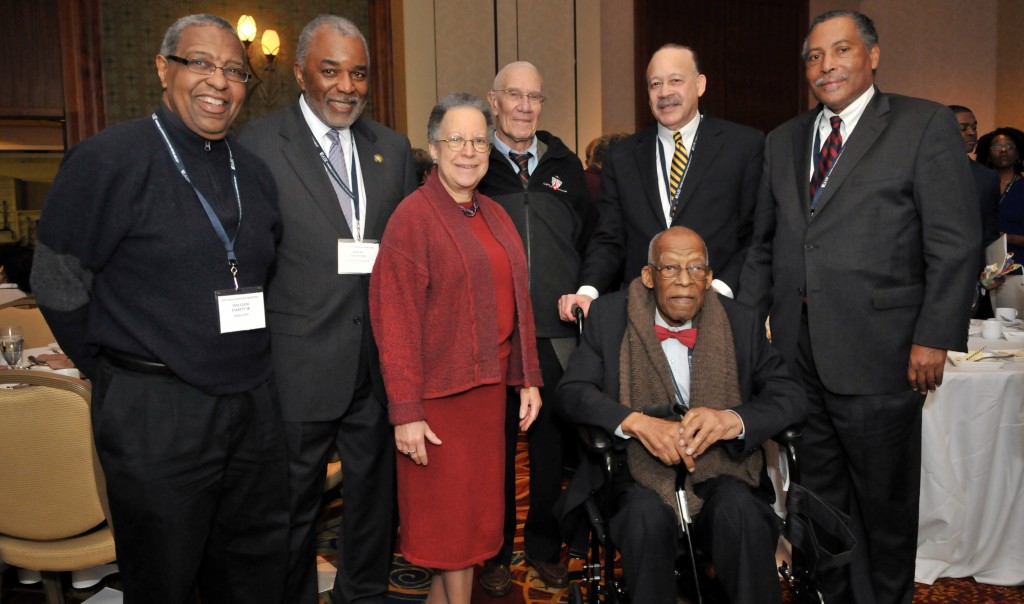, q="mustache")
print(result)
[656,95,682,110]
[329,95,362,106]
[815,73,849,87]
